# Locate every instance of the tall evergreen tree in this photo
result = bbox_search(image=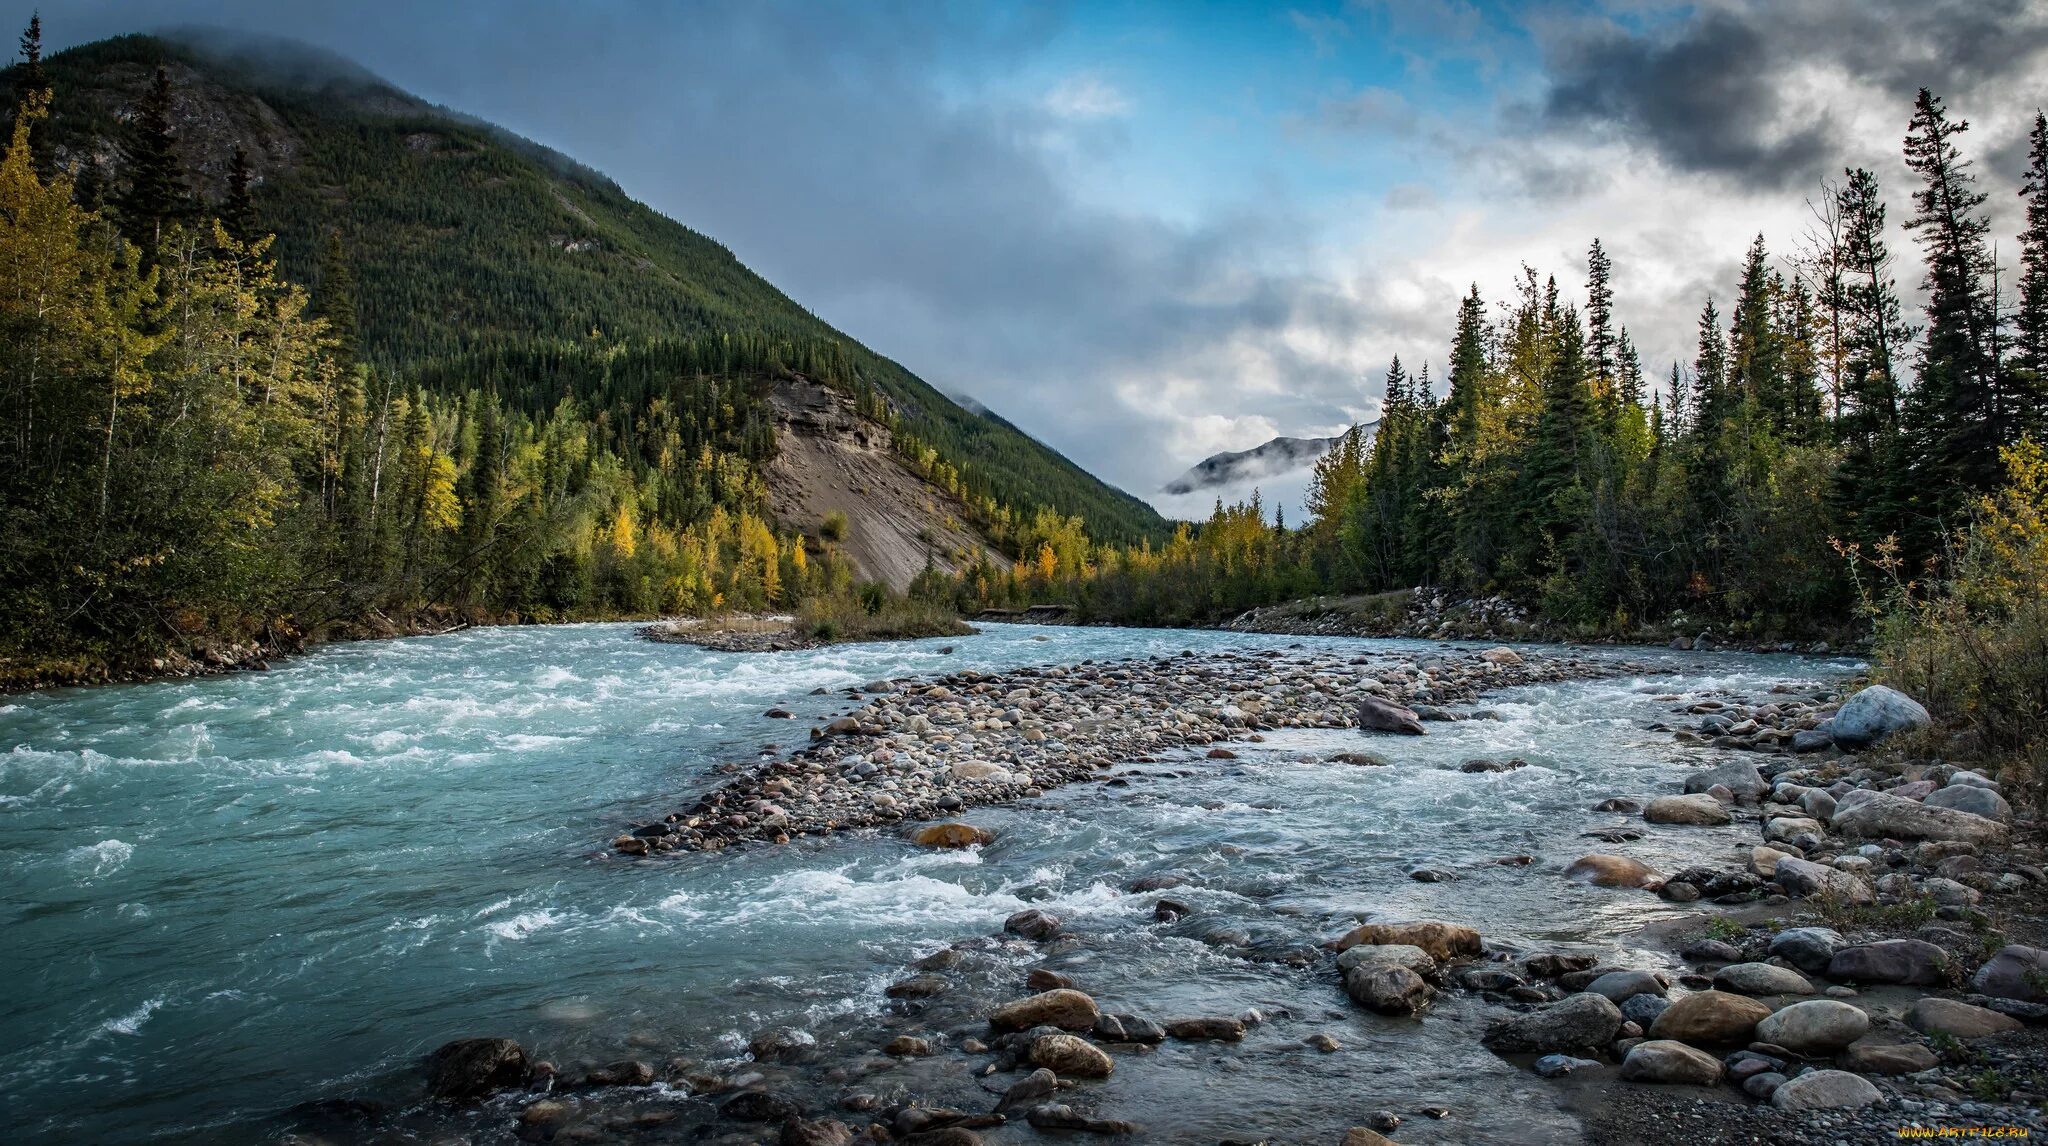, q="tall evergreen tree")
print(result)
[1901,88,2002,514]
[1728,235,1785,427]
[15,13,52,178]
[1585,238,1618,415]
[315,228,360,363]
[221,145,258,246]
[114,66,191,261]
[2016,111,2048,443]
